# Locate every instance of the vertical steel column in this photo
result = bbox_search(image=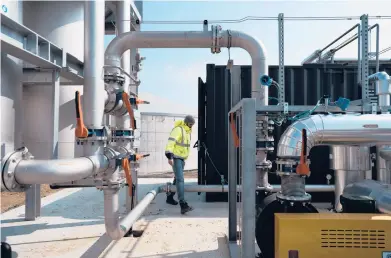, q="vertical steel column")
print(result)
[228,66,241,242]
[278,13,285,103]
[241,99,256,258]
[361,14,370,103]
[25,69,59,220]
[357,25,361,85]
